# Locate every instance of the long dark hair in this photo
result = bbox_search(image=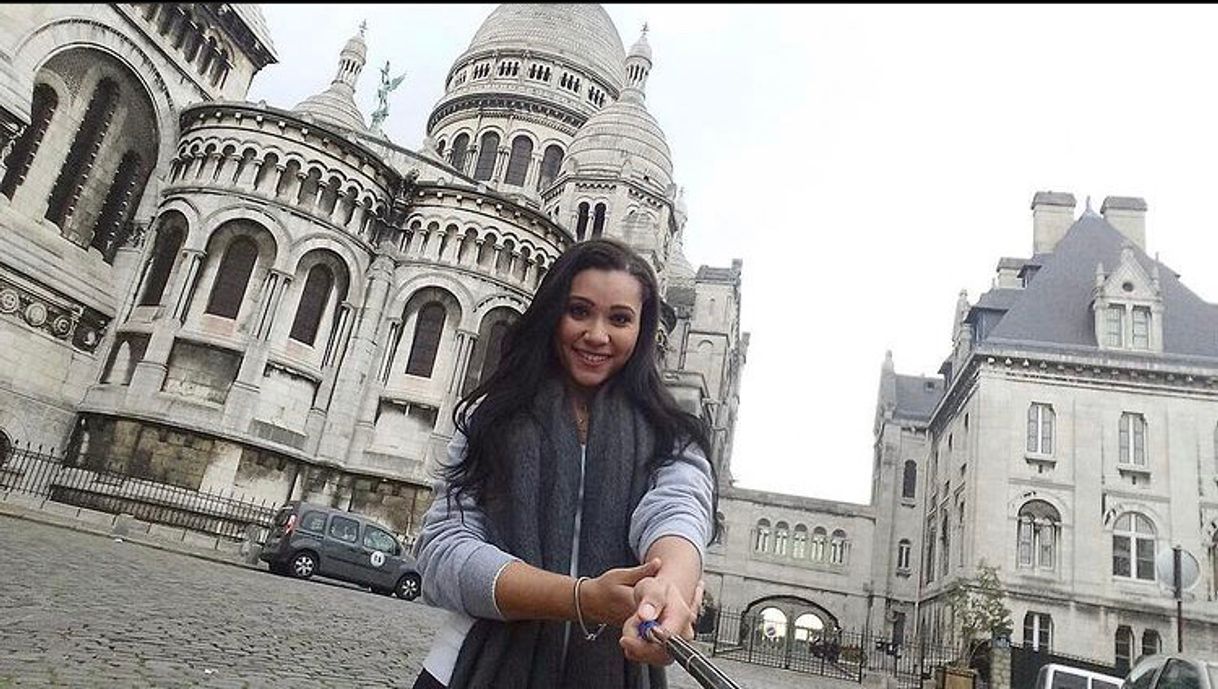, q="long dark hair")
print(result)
[448,238,716,515]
